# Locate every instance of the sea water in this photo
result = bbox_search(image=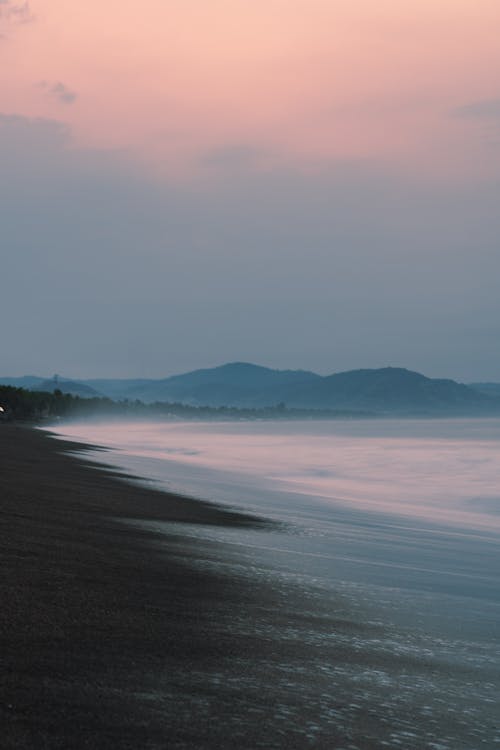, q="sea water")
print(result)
[46,418,500,747]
